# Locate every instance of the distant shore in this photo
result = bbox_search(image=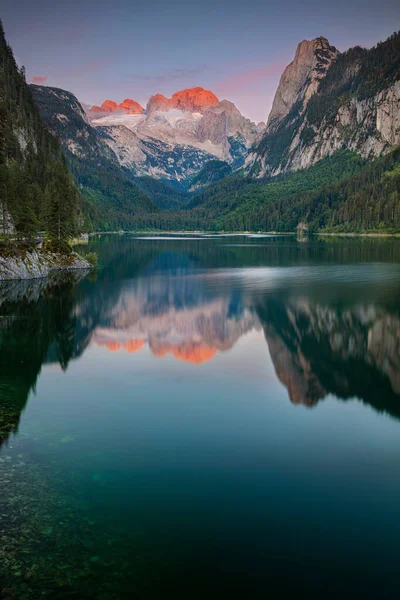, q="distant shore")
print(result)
[86,230,400,238]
